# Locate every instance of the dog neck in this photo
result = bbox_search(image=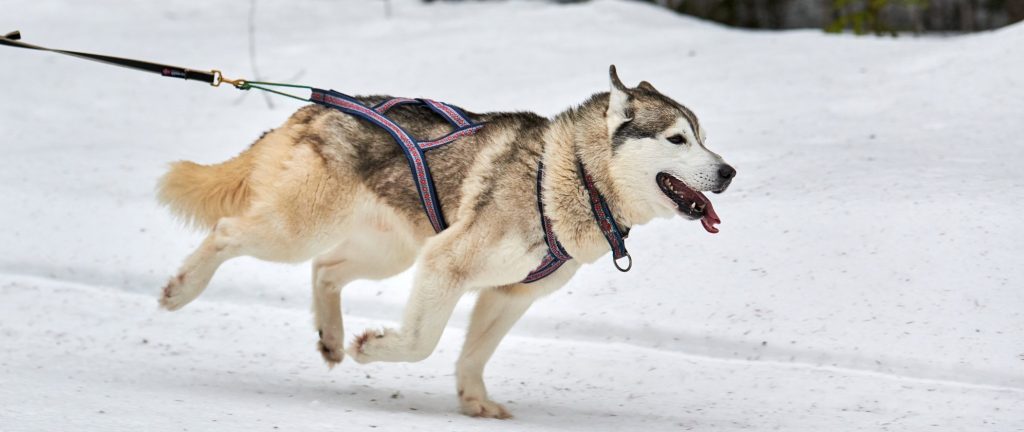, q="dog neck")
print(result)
[542,93,642,263]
